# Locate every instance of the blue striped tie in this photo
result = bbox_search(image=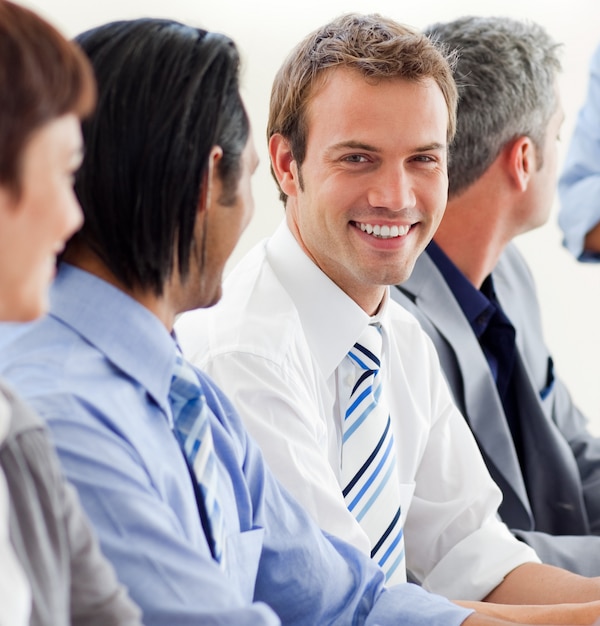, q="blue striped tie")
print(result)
[169,354,225,566]
[341,324,406,585]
